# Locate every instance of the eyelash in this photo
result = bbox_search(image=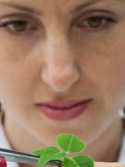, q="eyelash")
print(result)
[0,20,37,35]
[77,16,116,31]
[0,15,116,35]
